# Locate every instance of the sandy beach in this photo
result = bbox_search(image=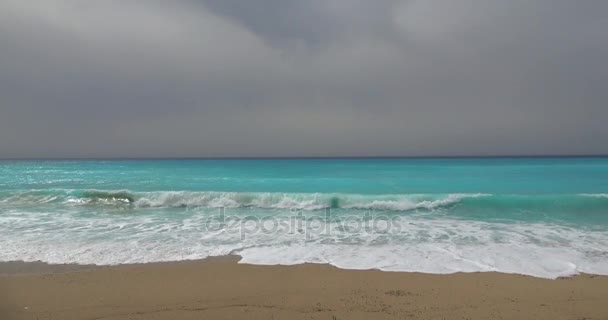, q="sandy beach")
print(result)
[1,257,607,320]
